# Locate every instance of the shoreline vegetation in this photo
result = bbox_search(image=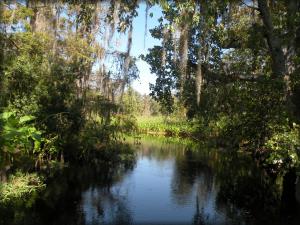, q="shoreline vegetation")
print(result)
[135,116,198,138]
[1,113,299,206]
